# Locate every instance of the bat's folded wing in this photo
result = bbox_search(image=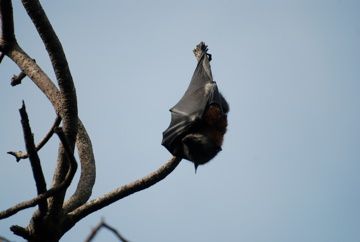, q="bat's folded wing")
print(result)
[162,52,216,157]
[162,111,197,156]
